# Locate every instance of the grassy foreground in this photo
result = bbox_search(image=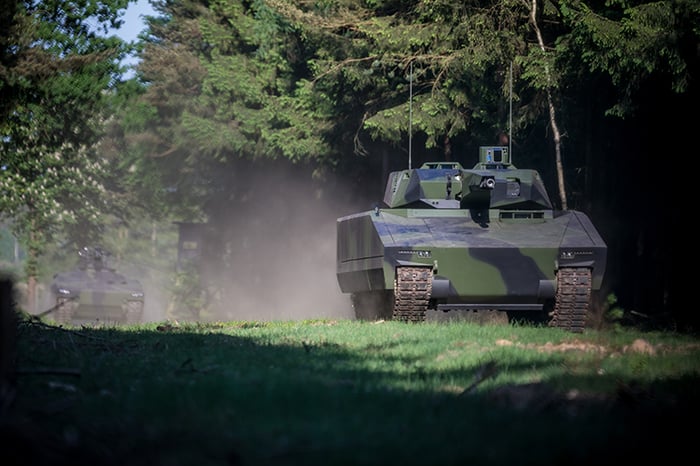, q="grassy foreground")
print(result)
[3,316,700,466]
